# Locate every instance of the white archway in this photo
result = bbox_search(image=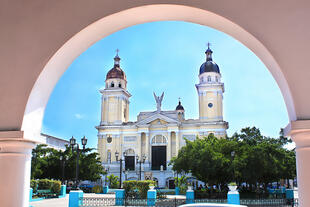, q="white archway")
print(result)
[21,4,295,141]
